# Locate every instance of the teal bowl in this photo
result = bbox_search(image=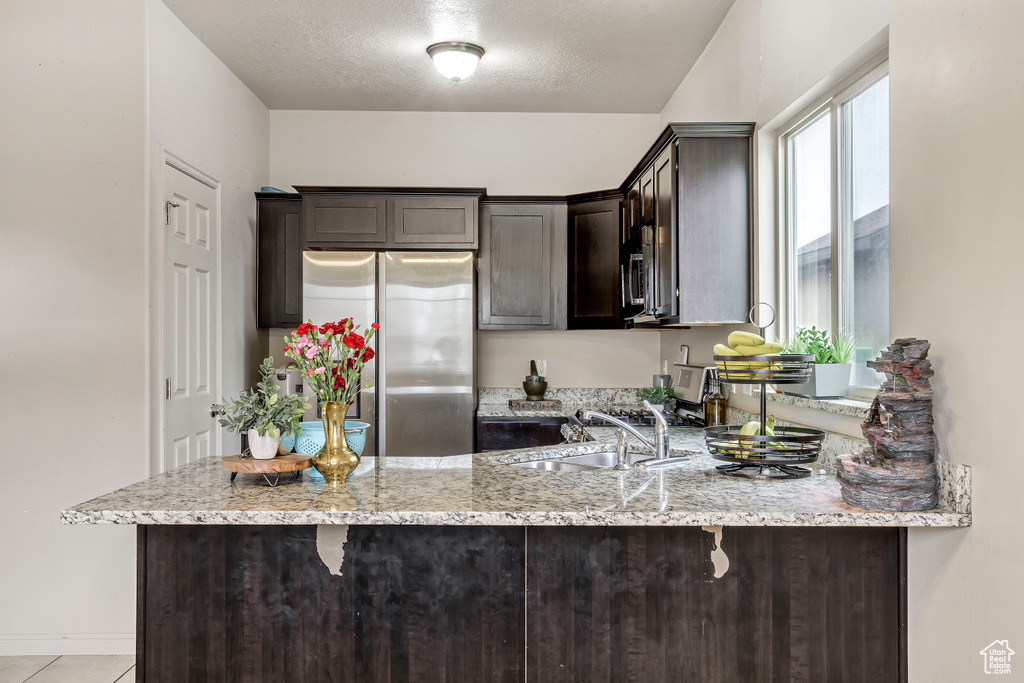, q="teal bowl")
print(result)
[298,420,370,480]
[343,421,370,455]
[295,422,325,456]
[280,432,296,453]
